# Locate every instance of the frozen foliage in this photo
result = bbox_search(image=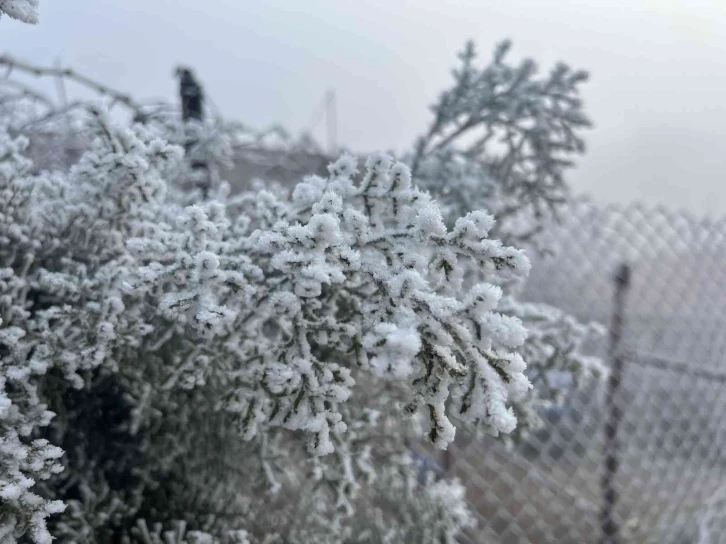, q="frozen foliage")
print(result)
[342,458,475,543]
[409,41,603,439]
[0,131,65,544]
[499,298,606,439]
[0,107,528,540]
[0,0,38,24]
[123,522,251,544]
[236,152,532,452]
[412,40,591,250]
[0,40,600,543]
